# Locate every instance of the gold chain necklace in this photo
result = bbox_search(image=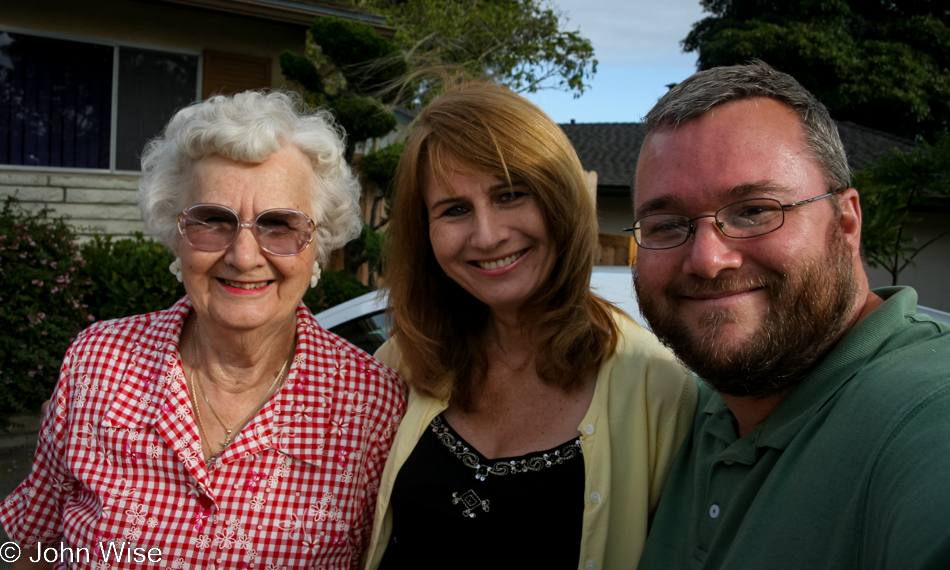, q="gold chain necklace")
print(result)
[187,362,219,468]
[188,325,293,467]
